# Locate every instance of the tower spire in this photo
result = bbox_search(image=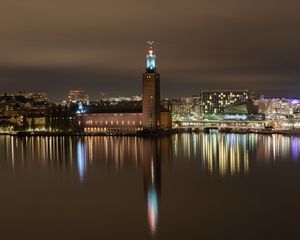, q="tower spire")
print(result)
[146,41,156,73]
[147,41,154,49]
